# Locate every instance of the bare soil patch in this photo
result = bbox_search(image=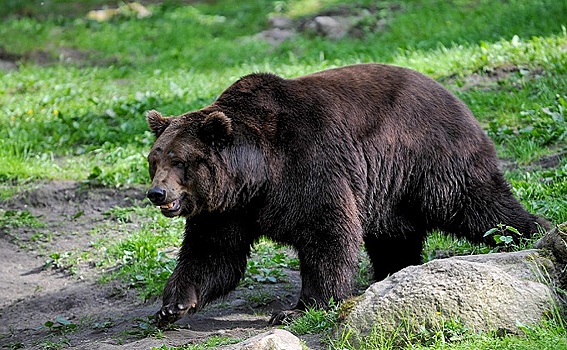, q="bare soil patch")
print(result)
[0,181,300,349]
[441,65,546,92]
[0,46,119,71]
